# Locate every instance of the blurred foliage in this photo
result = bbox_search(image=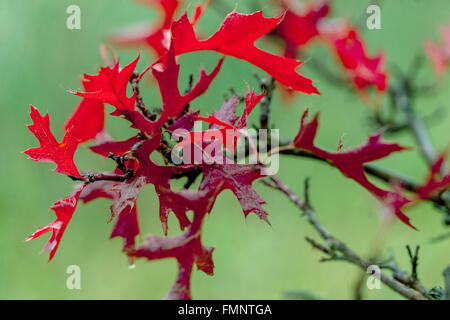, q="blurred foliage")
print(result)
[0,0,449,299]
